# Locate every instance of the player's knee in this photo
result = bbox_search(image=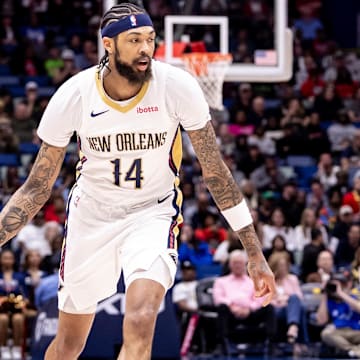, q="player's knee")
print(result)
[126,306,158,330]
[54,334,87,356]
